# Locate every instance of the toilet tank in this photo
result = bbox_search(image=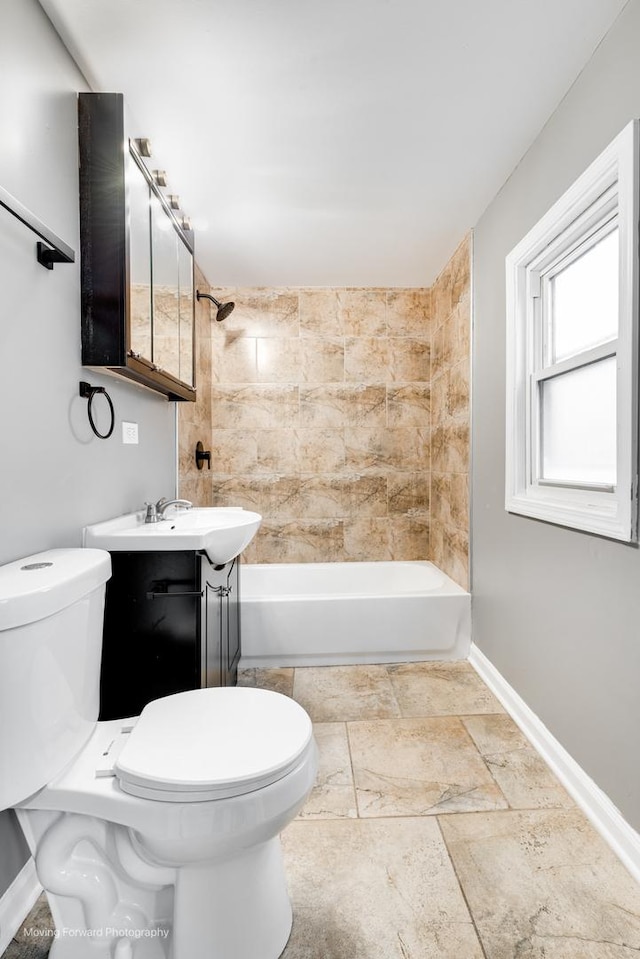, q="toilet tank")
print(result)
[0,548,111,810]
